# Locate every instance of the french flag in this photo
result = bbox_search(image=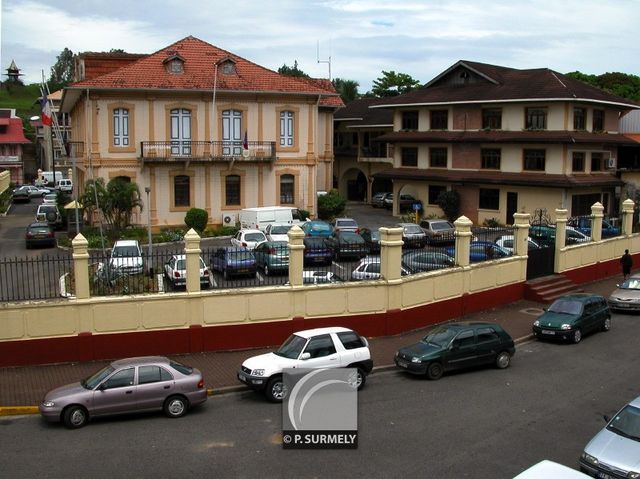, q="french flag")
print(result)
[40,95,53,126]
